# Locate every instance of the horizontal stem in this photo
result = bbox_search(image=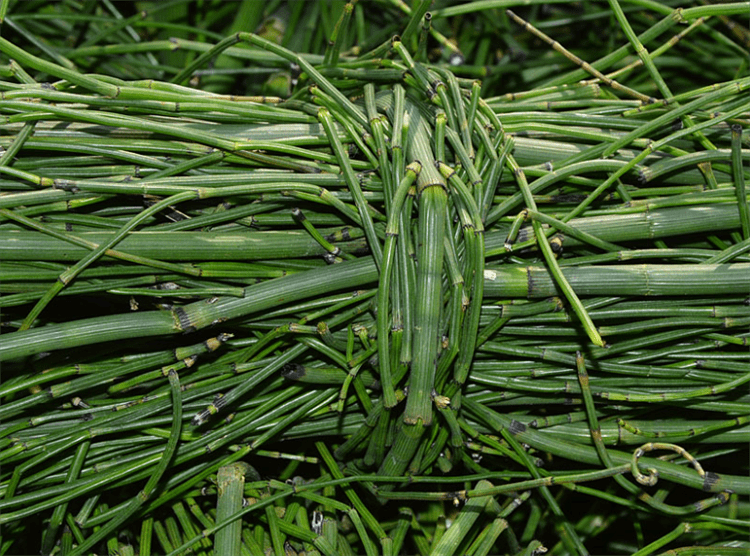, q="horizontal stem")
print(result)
[483,264,750,298]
